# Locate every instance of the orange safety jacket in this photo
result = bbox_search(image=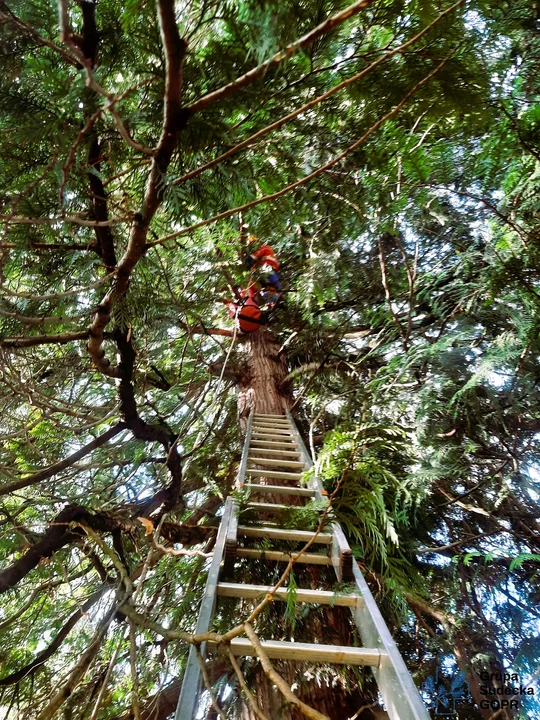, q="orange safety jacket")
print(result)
[236,300,264,333]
